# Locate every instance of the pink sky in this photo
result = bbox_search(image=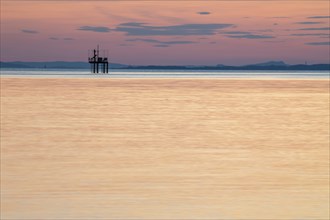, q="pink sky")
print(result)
[1,0,329,65]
